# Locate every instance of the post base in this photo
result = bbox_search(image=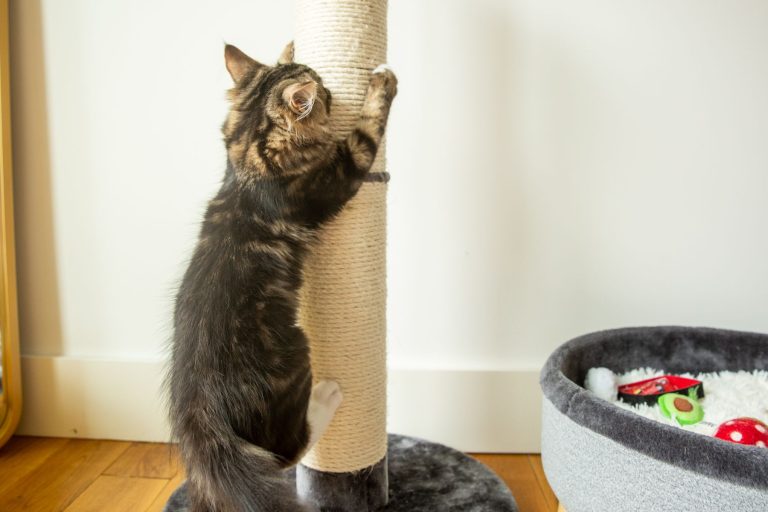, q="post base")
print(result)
[163,434,518,512]
[297,457,388,511]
